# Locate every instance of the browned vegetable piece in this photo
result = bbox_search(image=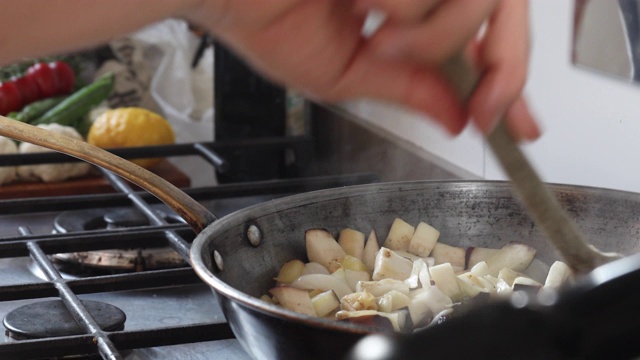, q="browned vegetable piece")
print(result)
[377,290,411,313]
[383,218,415,252]
[273,259,306,284]
[341,255,368,271]
[429,263,463,300]
[338,228,365,260]
[466,247,500,269]
[340,291,378,311]
[311,290,340,317]
[269,286,316,316]
[305,229,347,272]
[431,243,466,268]
[362,230,380,271]
[372,247,413,281]
[408,221,440,257]
[357,278,410,297]
[485,242,537,276]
